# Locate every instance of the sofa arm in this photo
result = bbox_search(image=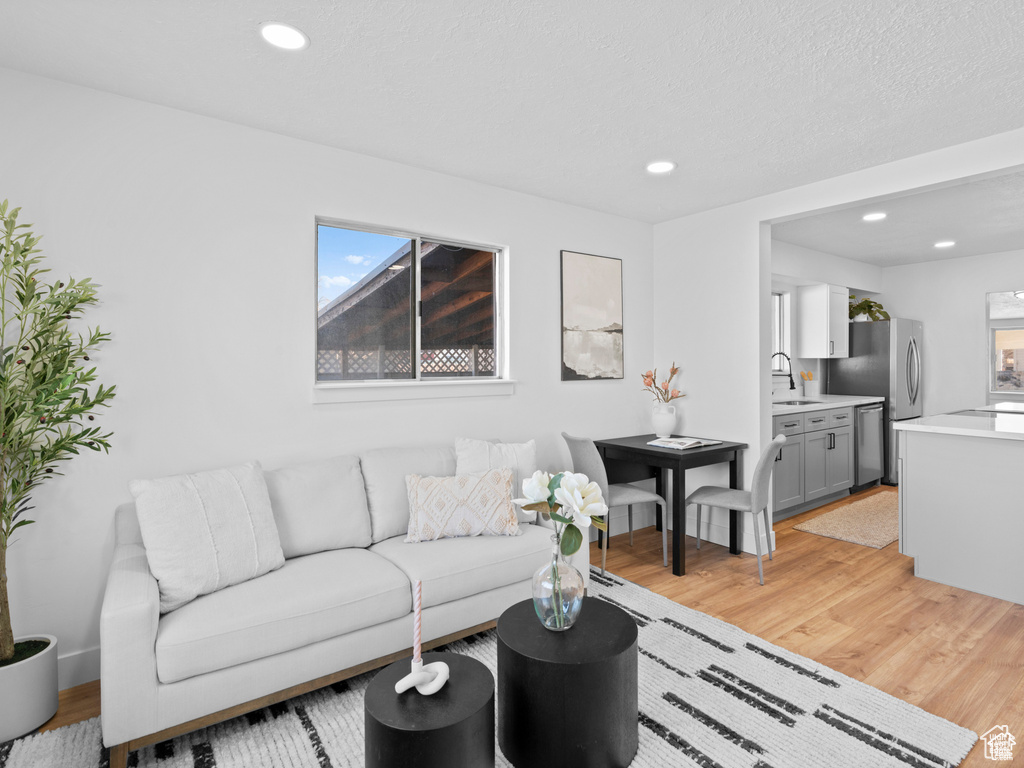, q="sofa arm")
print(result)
[100,538,161,747]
